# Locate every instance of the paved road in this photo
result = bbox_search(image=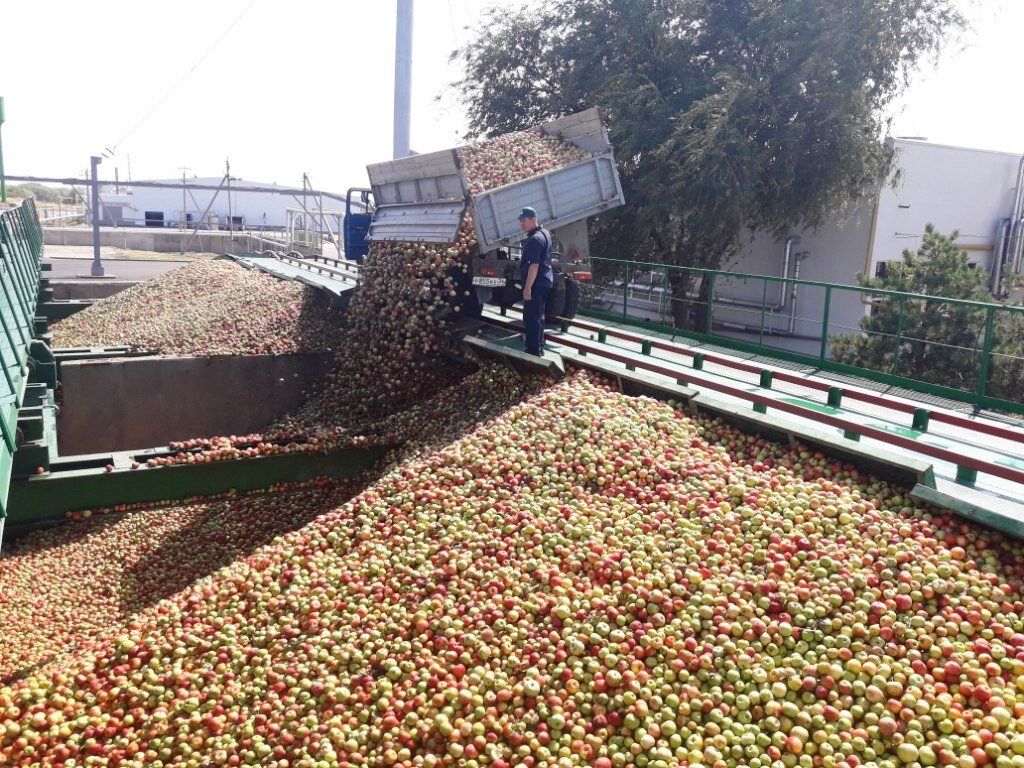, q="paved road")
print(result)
[43,257,187,282]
